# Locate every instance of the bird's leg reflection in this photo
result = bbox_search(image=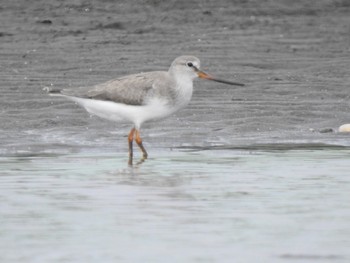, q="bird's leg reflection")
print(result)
[135,156,147,166]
